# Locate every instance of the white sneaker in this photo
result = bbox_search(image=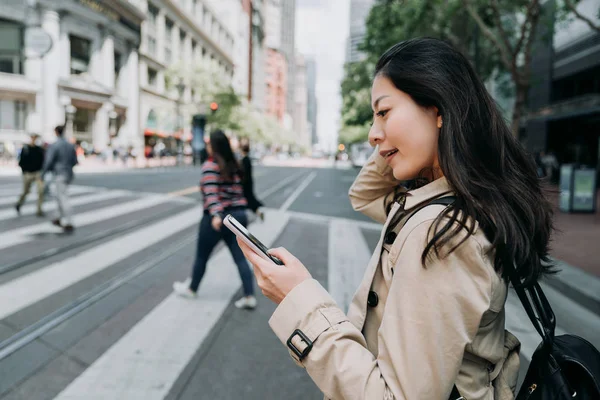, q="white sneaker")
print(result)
[173,281,197,298]
[234,296,257,309]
